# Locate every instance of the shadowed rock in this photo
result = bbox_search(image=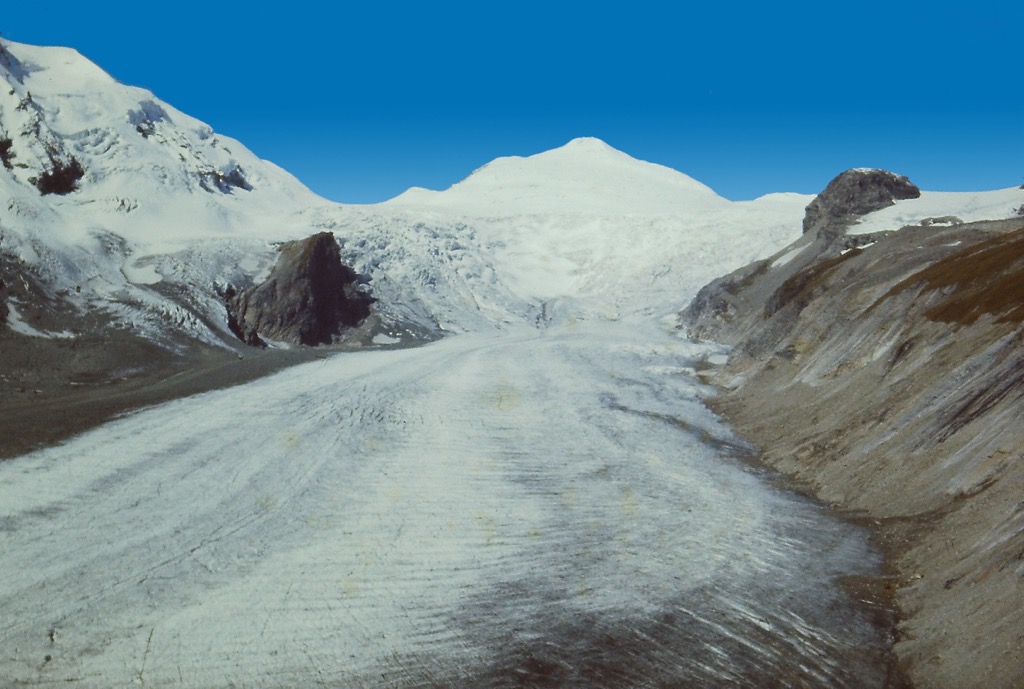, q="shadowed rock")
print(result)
[227,233,372,346]
[34,156,85,196]
[803,168,920,239]
[0,136,14,169]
